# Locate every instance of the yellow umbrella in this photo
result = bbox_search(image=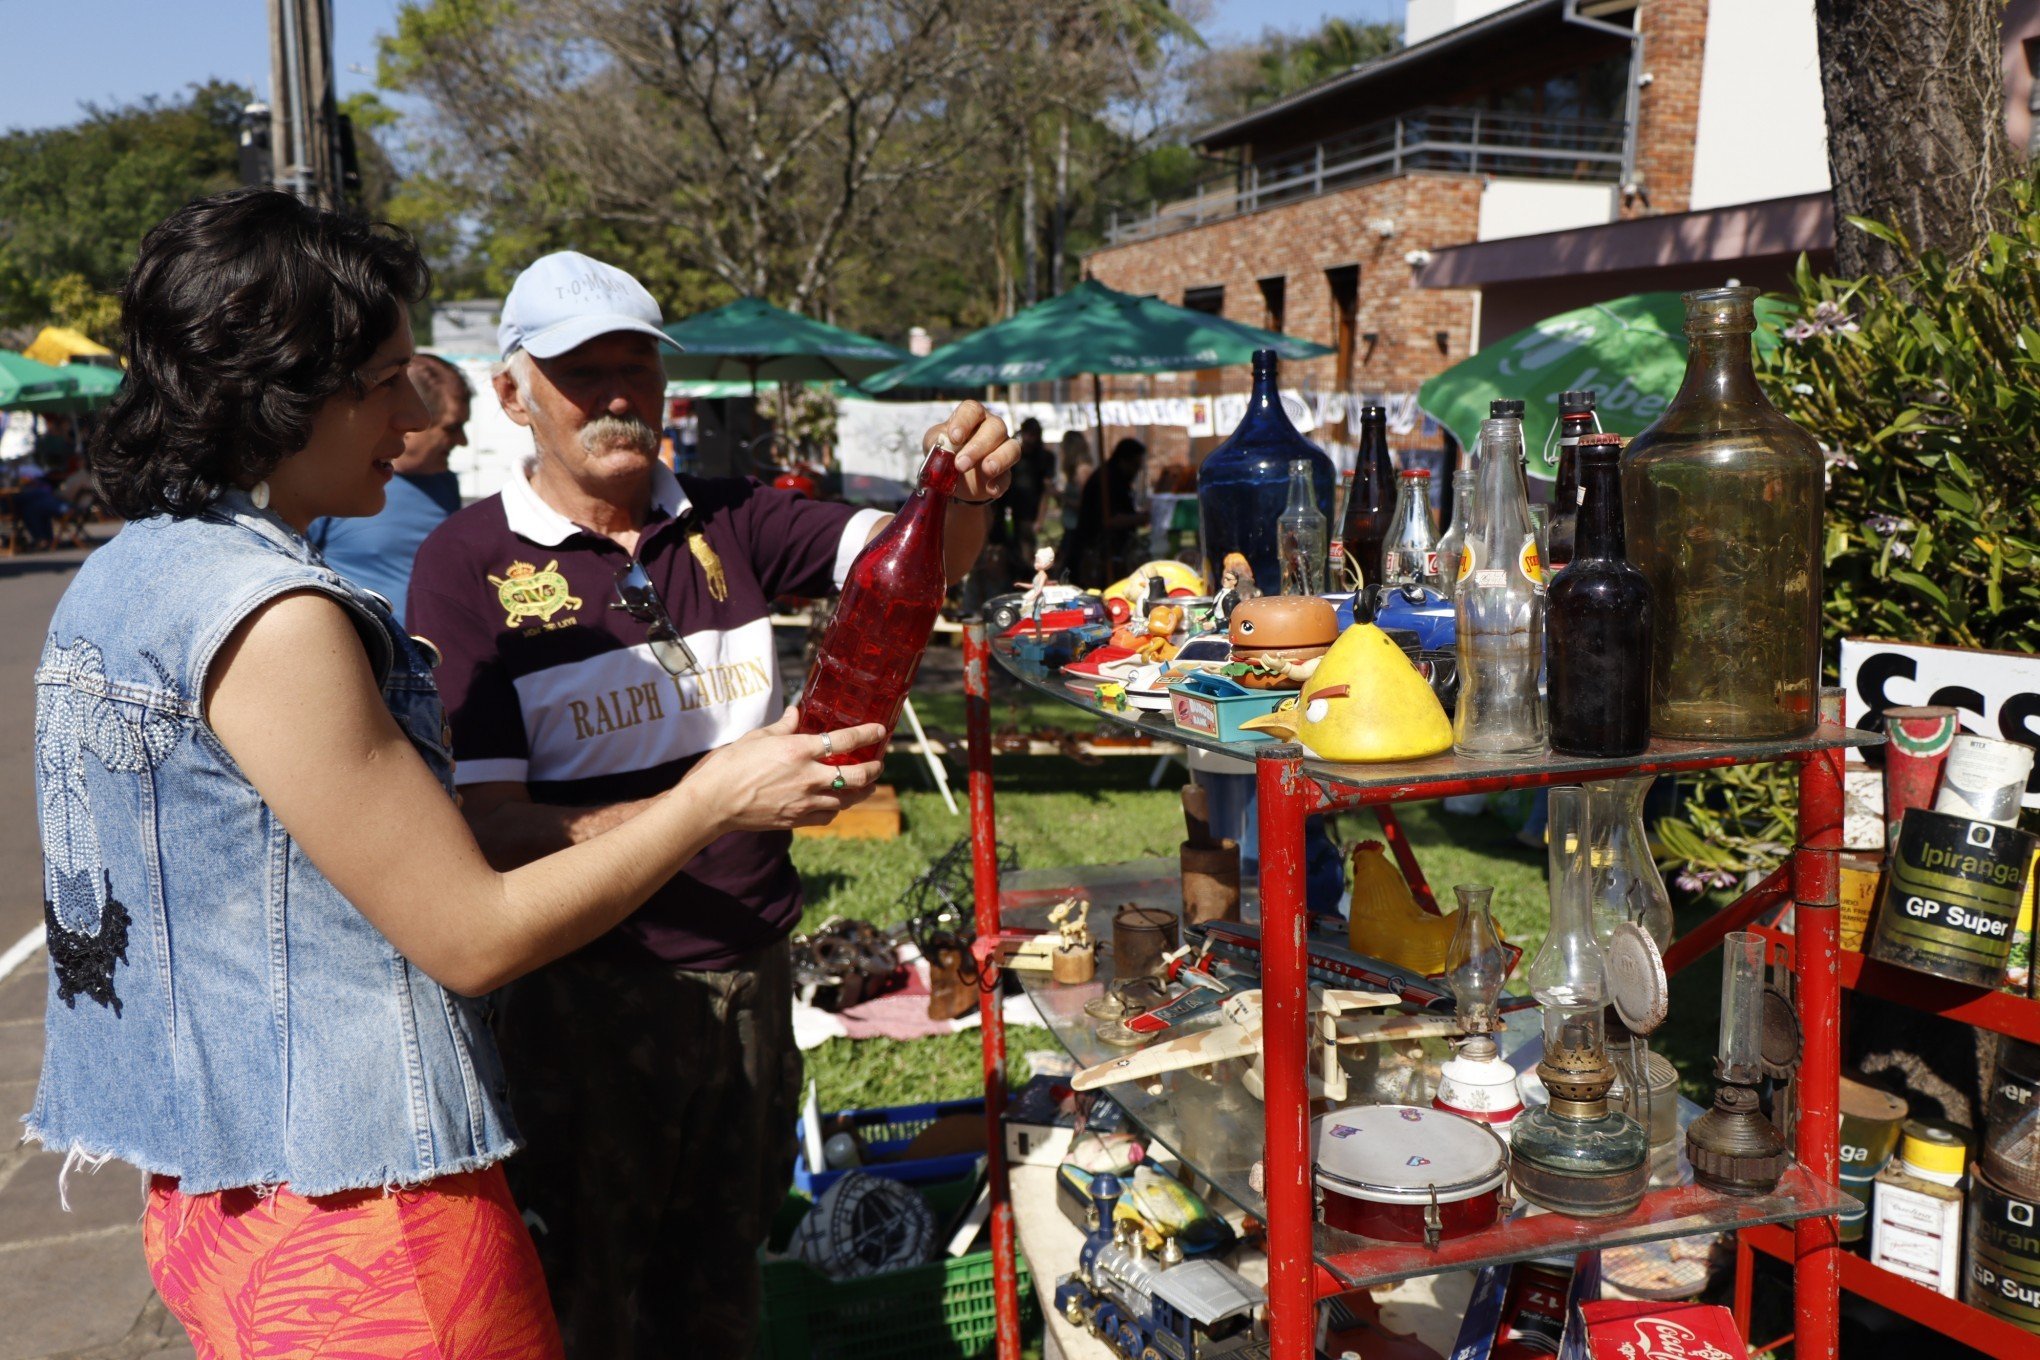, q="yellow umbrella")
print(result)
[23,327,114,367]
